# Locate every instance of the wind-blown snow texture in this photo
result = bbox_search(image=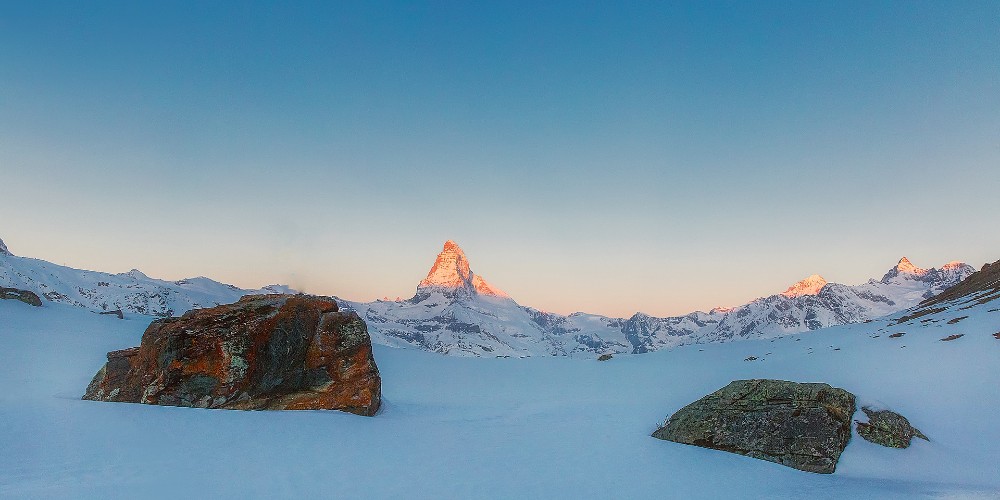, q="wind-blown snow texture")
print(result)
[348,243,975,357]
[0,240,293,318]
[2,279,998,498]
